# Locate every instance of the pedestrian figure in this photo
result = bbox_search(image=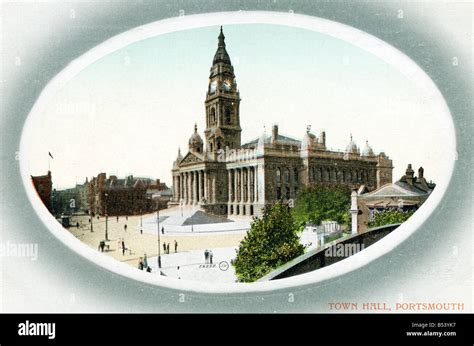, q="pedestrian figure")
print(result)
[122,239,125,256]
[98,240,105,252]
[146,266,152,273]
[163,242,166,252]
[126,216,128,221]
[116,216,119,222]
[166,243,170,254]
[89,218,91,223]
[140,229,143,235]
[76,222,79,228]
[209,250,214,265]
[124,224,127,232]
[138,257,144,270]
[174,240,178,253]
[161,227,164,235]
[143,253,148,268]
[204,249,209,264]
